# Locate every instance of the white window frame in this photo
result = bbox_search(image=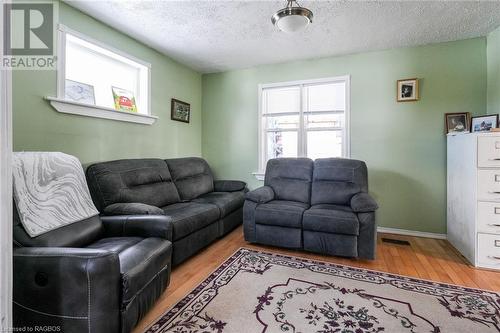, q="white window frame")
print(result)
[46,24,157,125]
[255,76,351,179]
